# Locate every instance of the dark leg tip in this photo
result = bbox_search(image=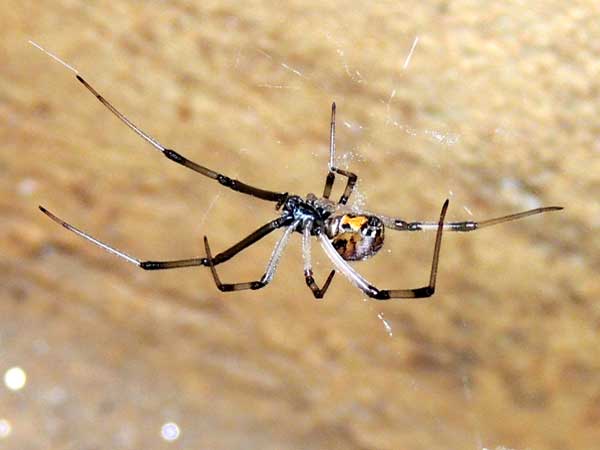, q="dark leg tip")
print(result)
[38,205,63,226]
[413,286,435,298]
